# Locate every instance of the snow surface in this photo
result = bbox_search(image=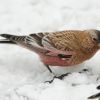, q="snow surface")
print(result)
[0,0,100,100]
